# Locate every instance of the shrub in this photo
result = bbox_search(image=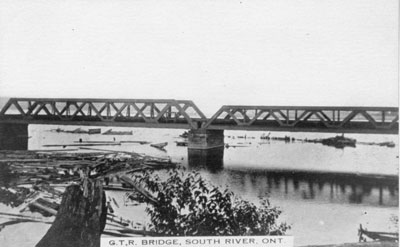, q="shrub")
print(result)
[133,168,289,236]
